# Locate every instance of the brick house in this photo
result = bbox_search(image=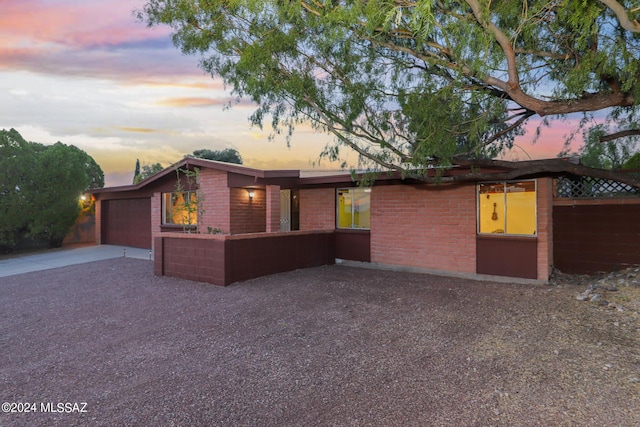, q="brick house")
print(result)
[91,157,640,285]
